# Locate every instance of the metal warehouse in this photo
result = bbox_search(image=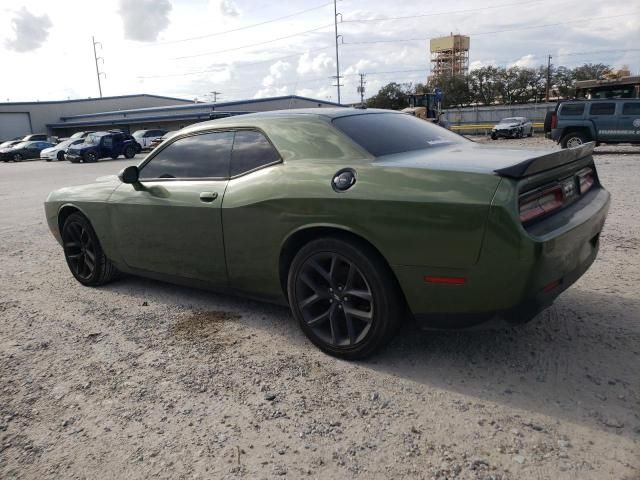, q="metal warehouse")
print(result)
[0,94,342,140]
